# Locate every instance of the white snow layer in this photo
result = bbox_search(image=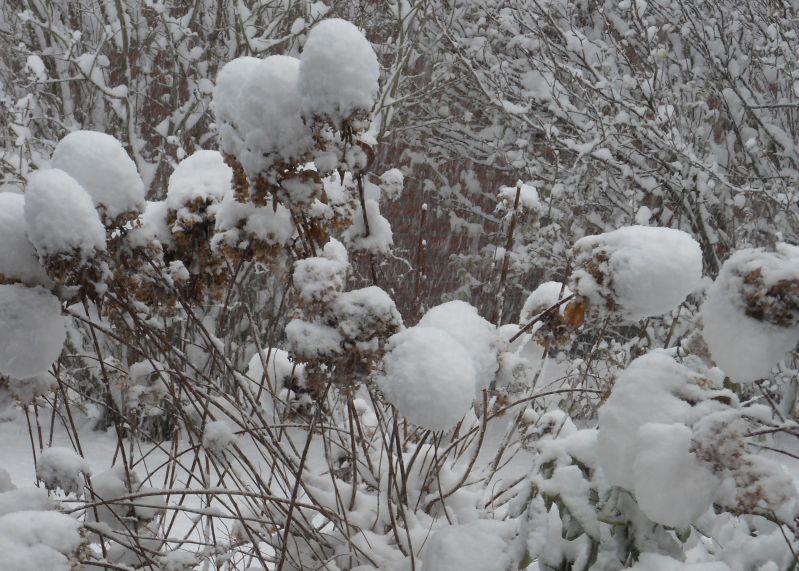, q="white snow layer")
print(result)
[520,281,572,323]
[298,19,380,123]
[0,509,82,571]
[597,351,716,527]
[421,520,516,571]
[377,326,477,431]
[36,447,91,495]
[24,169,107,259]
[571,225,703,320]
[0,284,66,379]
[51,130,145,222]
[167,149,231,212]
[214,55,312,177]
[702,245,799,383]
[0,192,50,286]
[418,300,500,389]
